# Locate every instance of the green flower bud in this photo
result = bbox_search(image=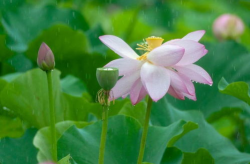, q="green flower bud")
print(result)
[96,67,119,90]
[37,42,55,71]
